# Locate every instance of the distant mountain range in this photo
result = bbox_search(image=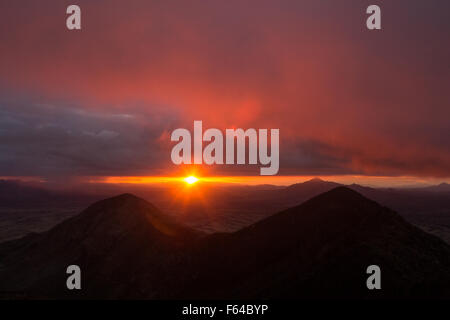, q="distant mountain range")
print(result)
[1,187,449,299]
[422,183,450,192]
[1,178,450,241]
[0,180,100,207]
